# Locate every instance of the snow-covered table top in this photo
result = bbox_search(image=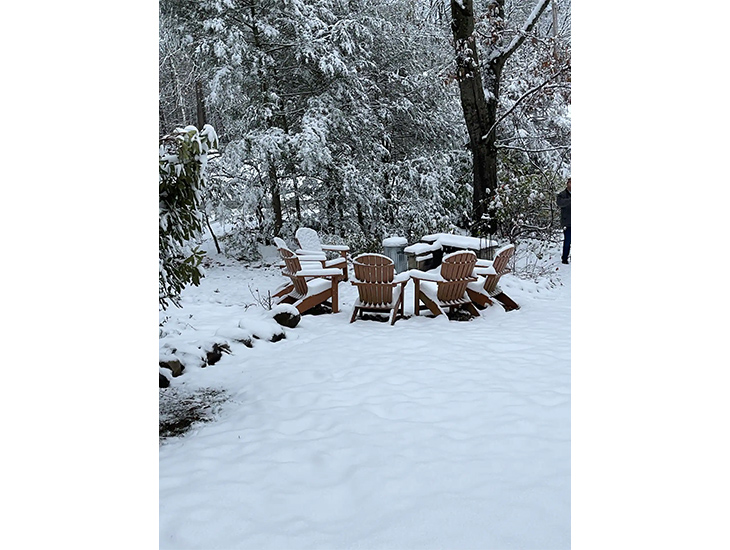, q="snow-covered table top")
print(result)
[382,236,408,247]
[421,233,499,249]
[403,241,441,254]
